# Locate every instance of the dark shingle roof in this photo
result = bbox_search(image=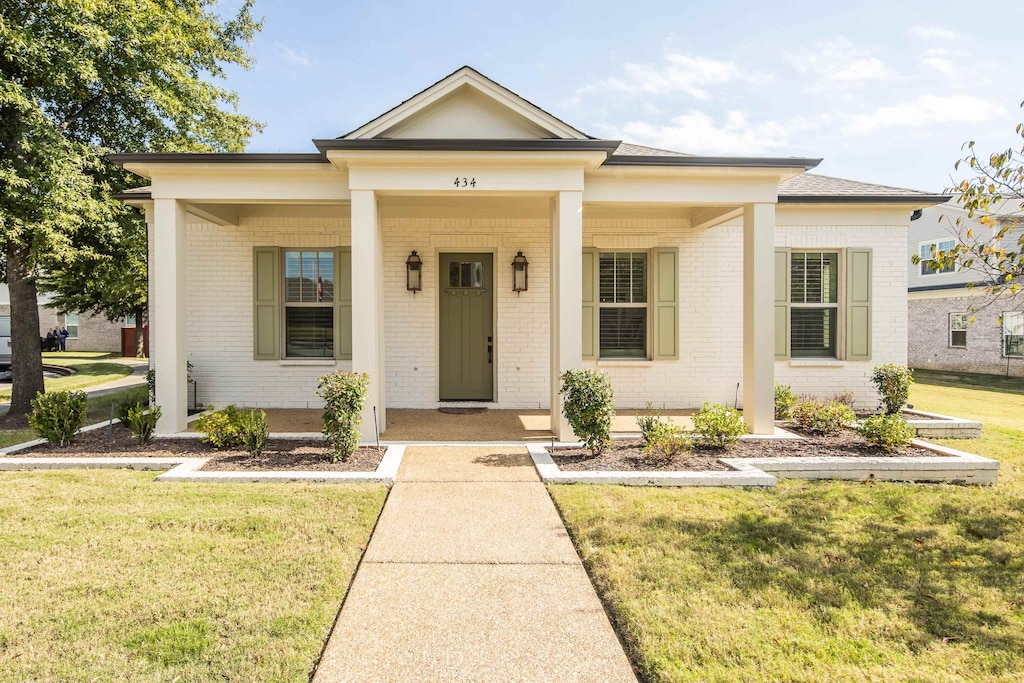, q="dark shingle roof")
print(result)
[612,142,692,157]
[779,173,941,198]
